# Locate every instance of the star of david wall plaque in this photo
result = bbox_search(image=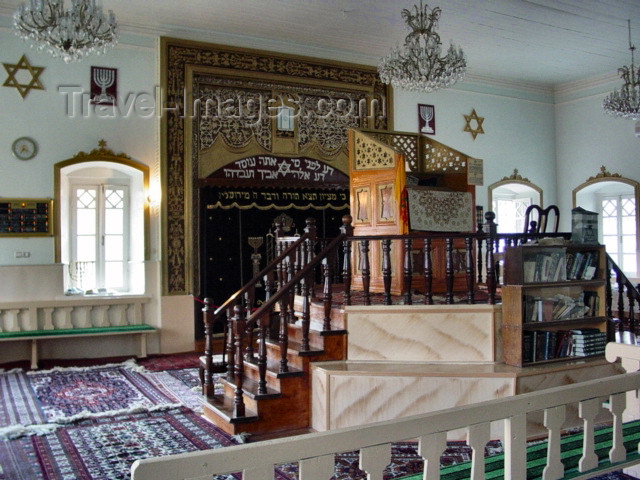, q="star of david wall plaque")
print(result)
[463,108,485,140]
[2,55,45,99]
